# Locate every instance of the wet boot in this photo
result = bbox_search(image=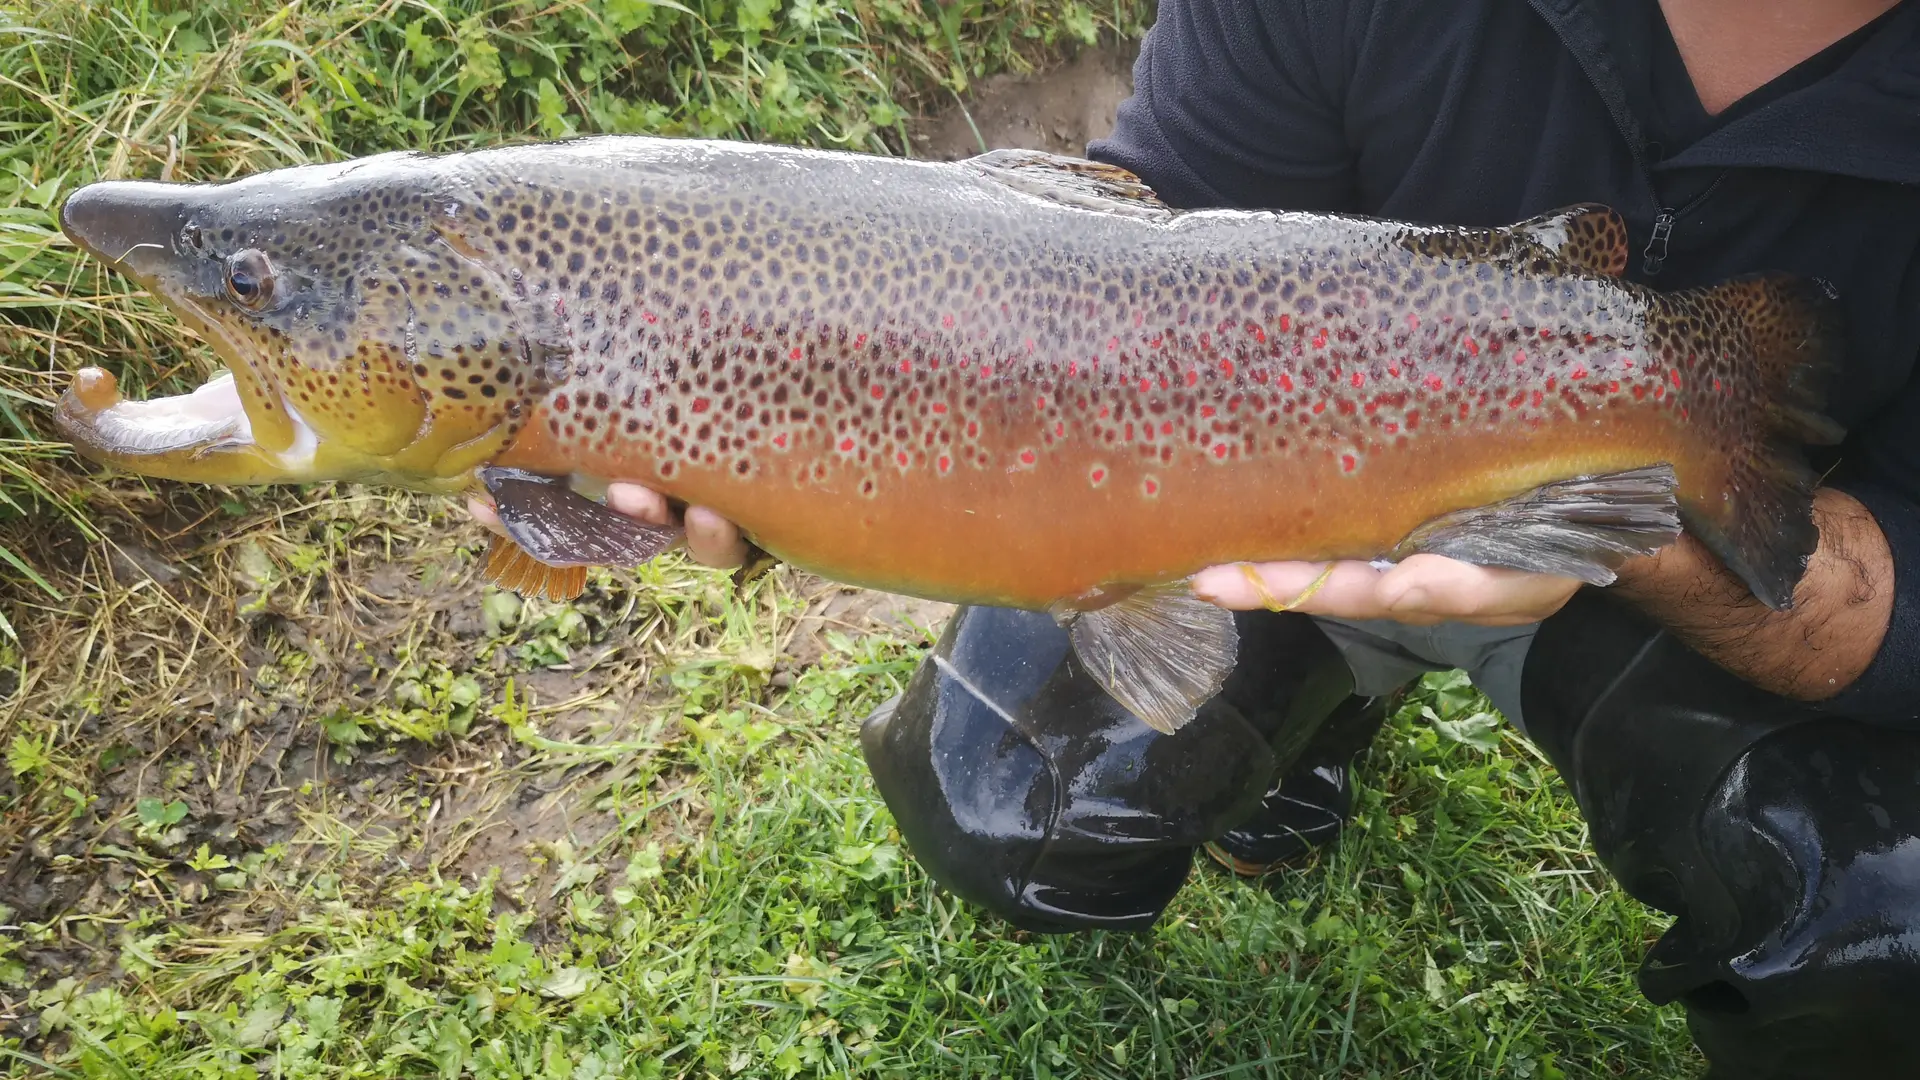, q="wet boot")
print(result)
[1202,691,1389,876]
[859,604,1360,933]
[1521,588,1920,1079]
